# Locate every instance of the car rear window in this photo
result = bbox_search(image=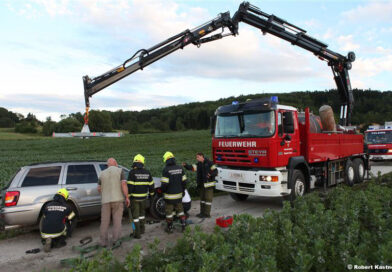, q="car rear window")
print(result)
[66,164,98,184]
[22,166,61,187]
